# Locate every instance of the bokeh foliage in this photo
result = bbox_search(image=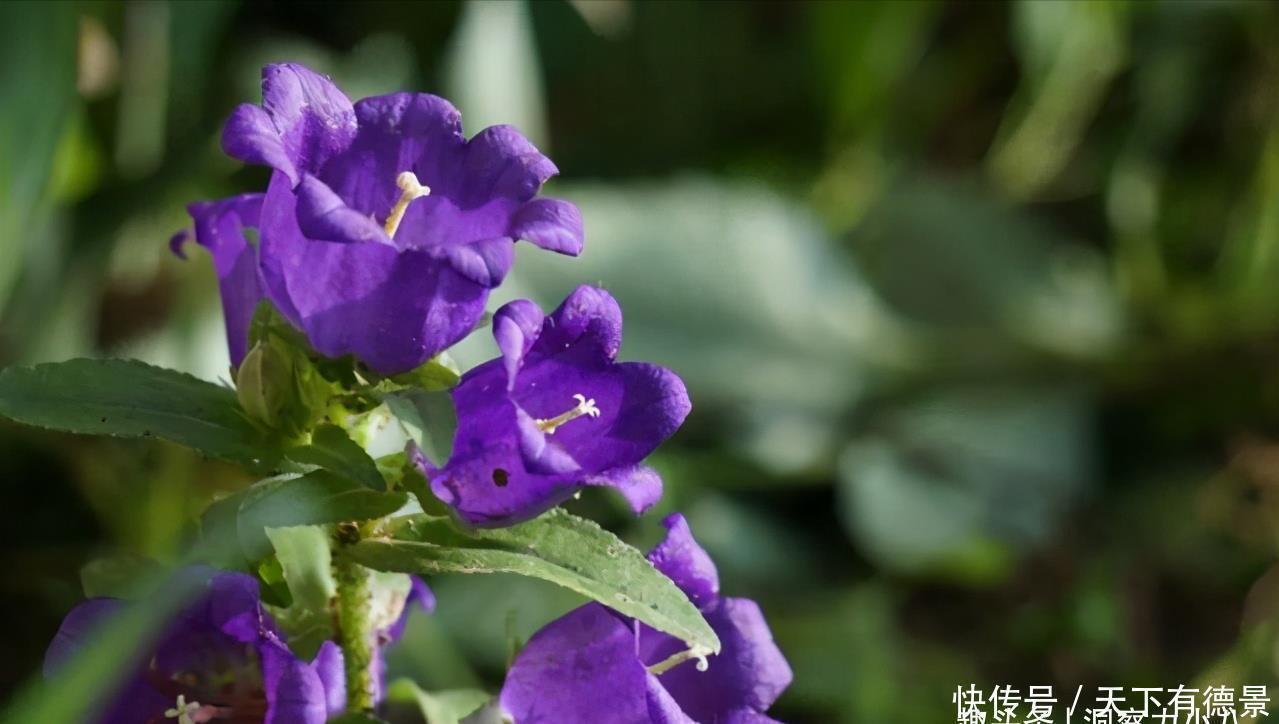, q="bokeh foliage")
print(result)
[4,0,1279,721]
